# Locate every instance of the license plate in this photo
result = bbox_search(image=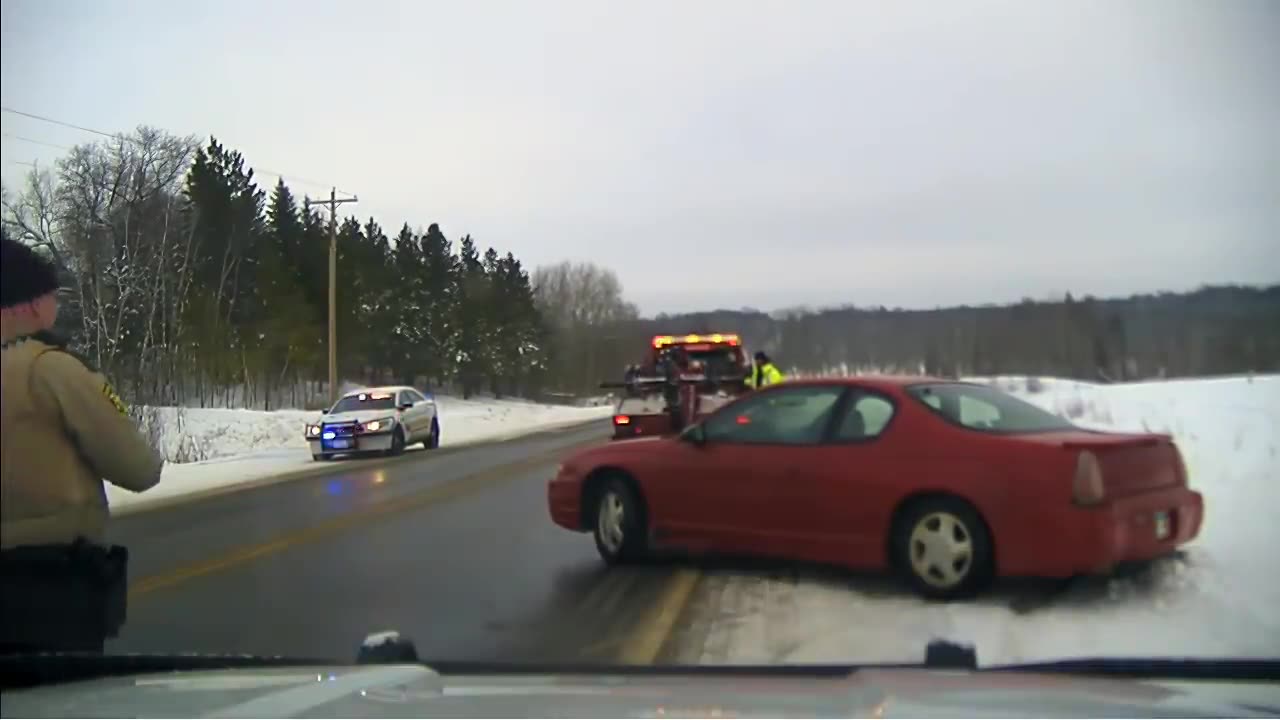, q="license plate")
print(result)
[1154,511,1171,539]
[328,438,352,450]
